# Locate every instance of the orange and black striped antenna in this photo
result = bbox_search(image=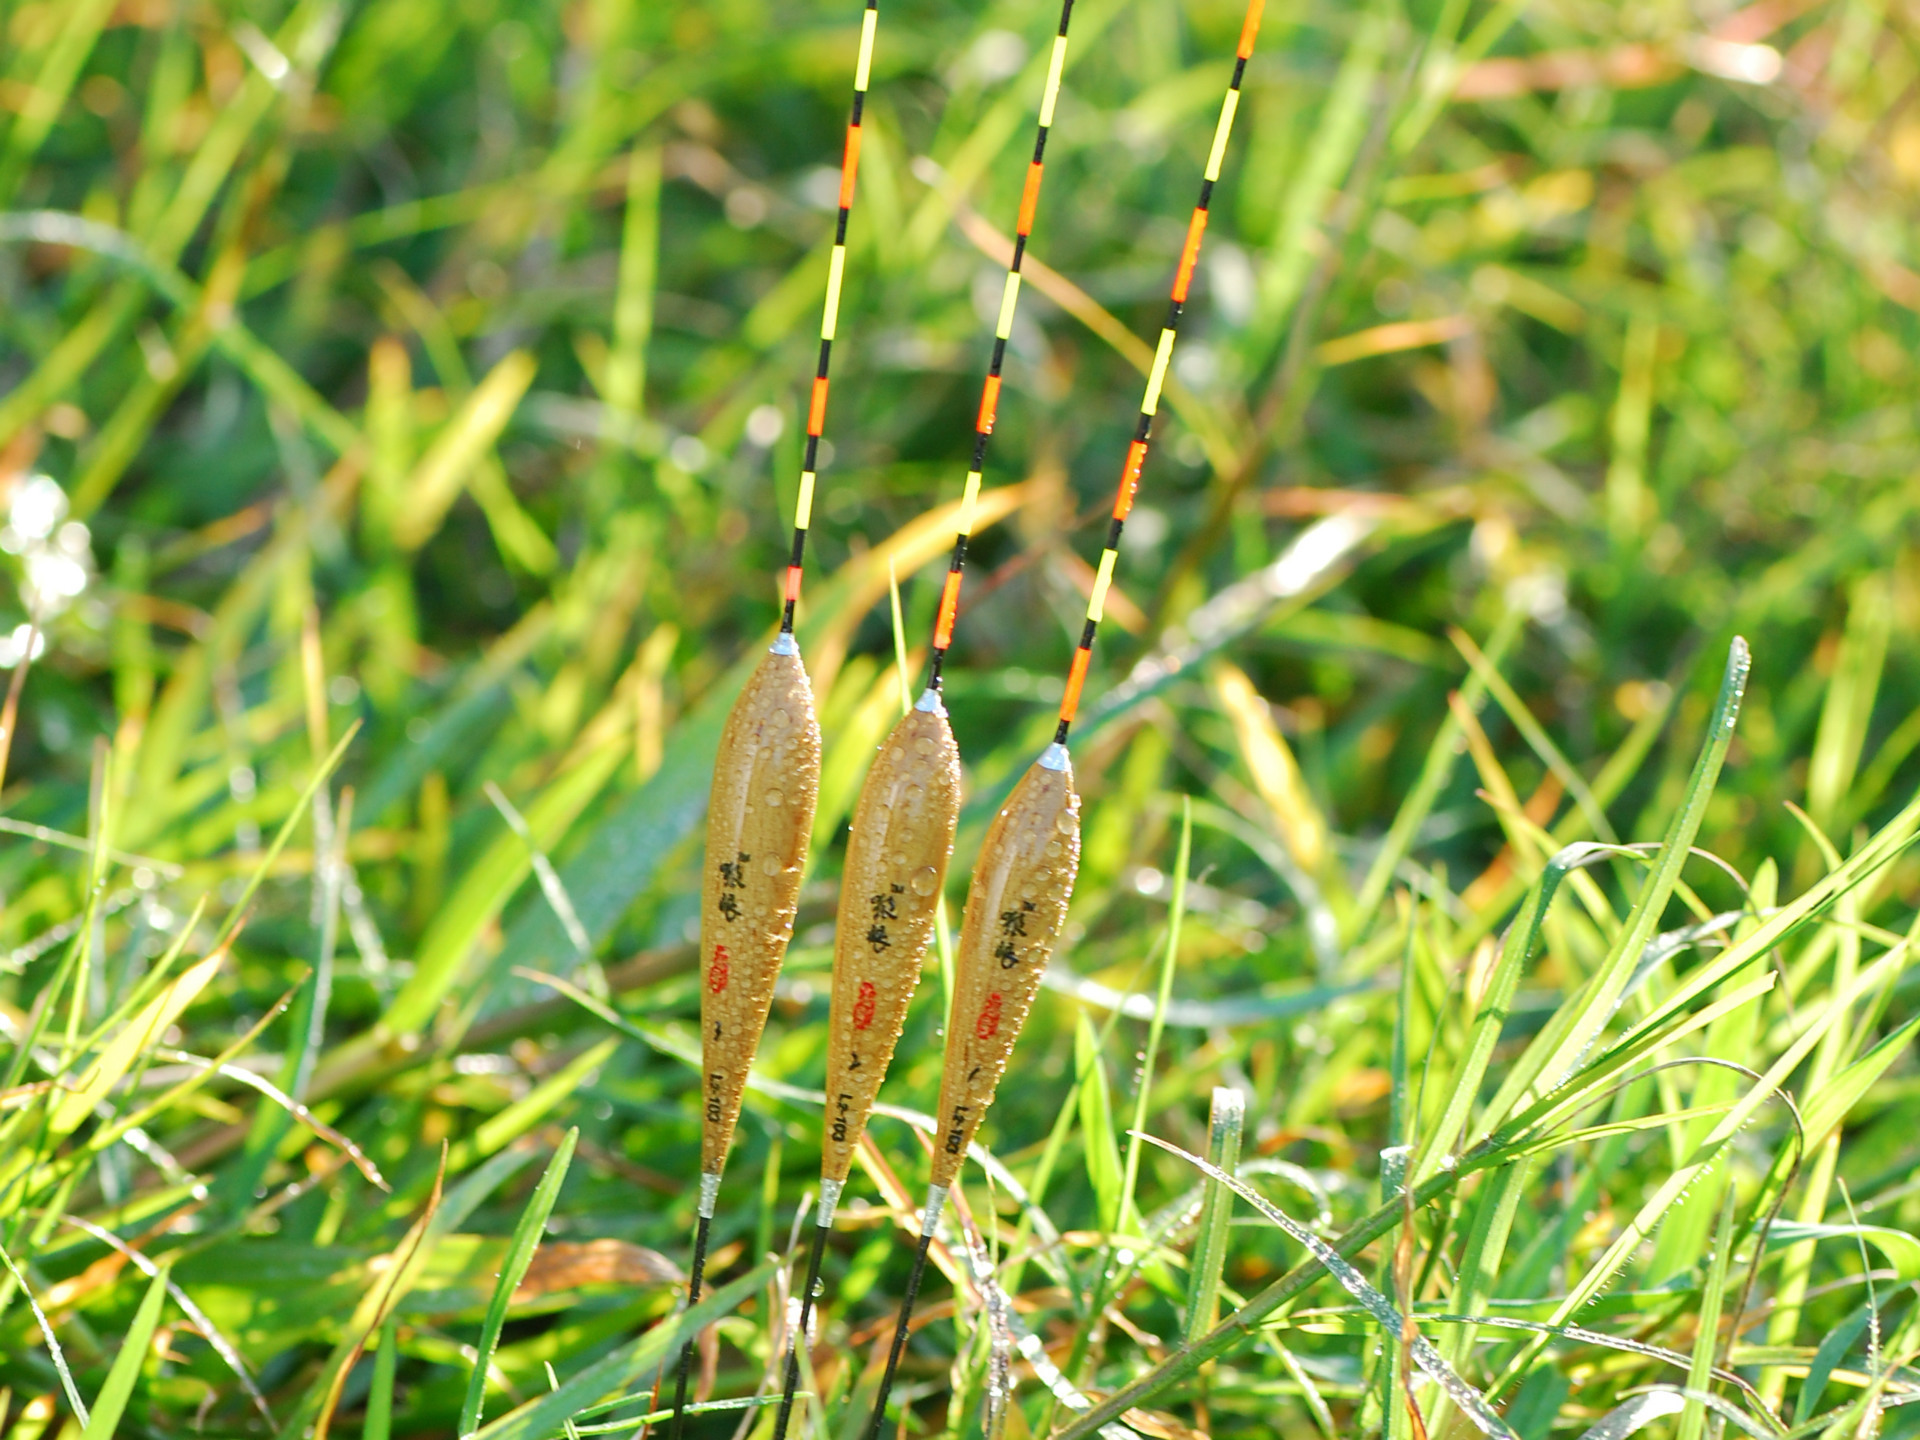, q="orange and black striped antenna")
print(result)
[781,0,878,637]
[669,6,880,1440]
[768,8,1080,1440]
[924,0,1075,693]
[1052,1,1258,748]
[862,3,1267,1435]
